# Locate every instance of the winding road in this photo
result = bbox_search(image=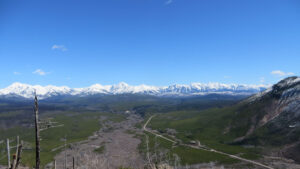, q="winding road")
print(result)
[143,115,274,169]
